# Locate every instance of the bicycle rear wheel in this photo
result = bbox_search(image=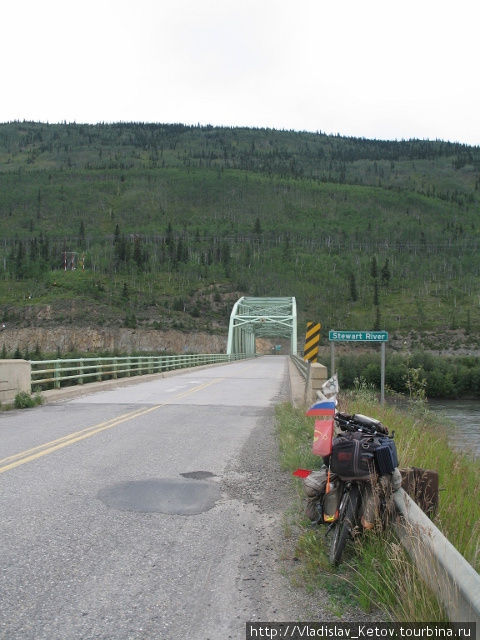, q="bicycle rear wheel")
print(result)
[328,484,360,566]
